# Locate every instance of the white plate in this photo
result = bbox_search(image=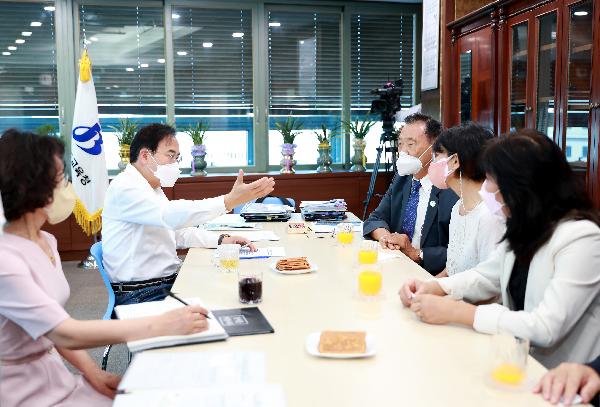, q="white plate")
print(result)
[270,259,317,275]
[305,331,376,359]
